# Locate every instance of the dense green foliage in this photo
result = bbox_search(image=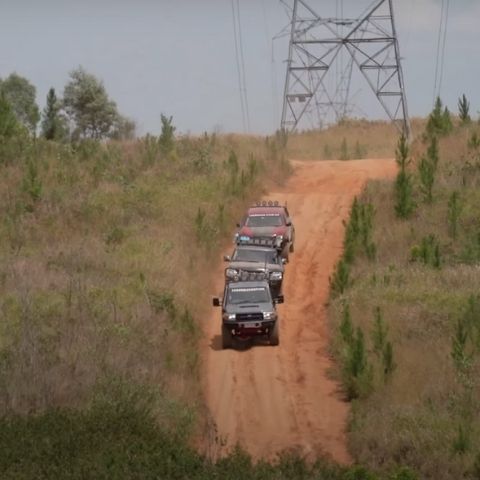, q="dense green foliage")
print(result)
[0,73,39,134]
[41,88,66,141]
[62,67,121,139]
[394,135,415,218]
[0,392,419,479]
[458,94,471,124]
